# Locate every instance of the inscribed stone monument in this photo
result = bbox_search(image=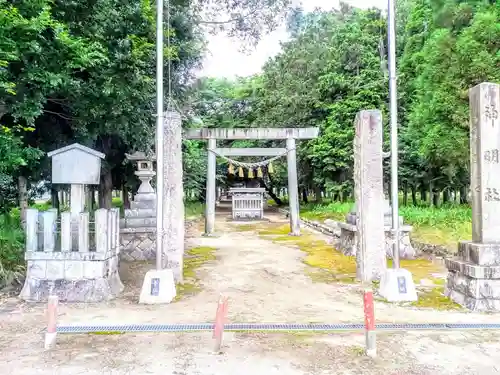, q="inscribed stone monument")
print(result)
[445,82,500,311]
[353,110,386,282]
[162,111,185,282]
